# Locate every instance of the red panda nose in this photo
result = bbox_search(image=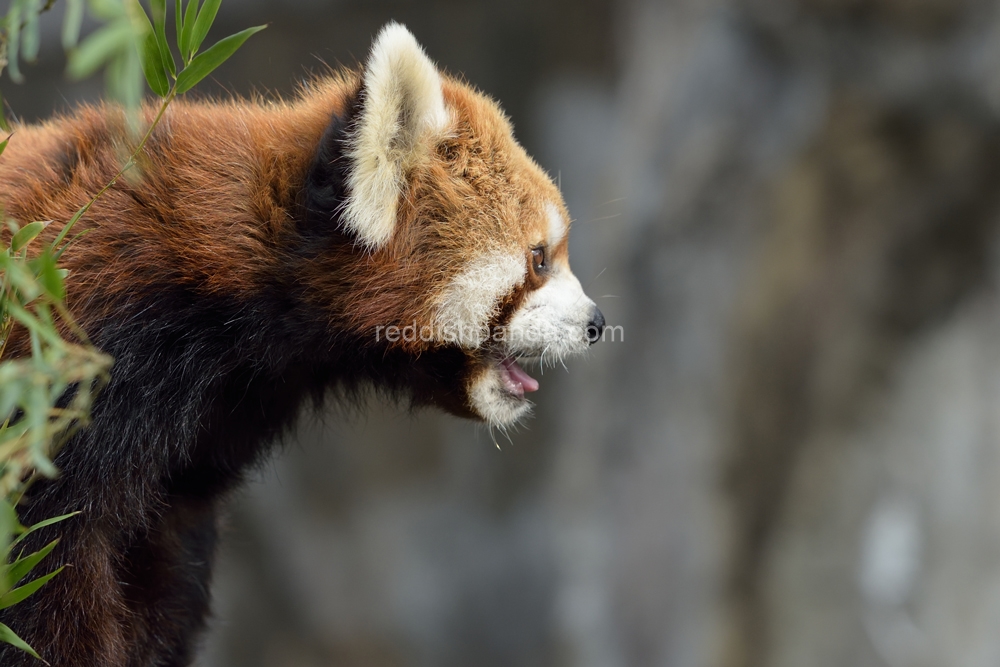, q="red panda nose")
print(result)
[586,307,605,345]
